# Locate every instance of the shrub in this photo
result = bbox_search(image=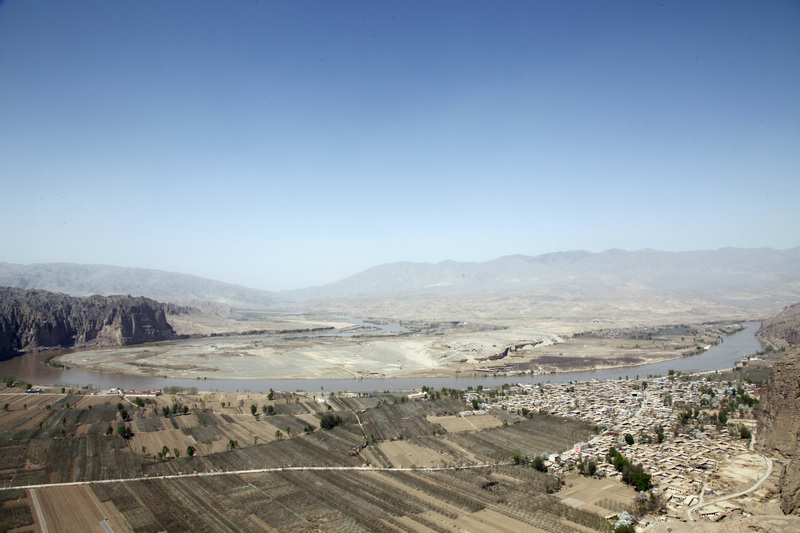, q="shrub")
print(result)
[739,424,752,440]
[320,413,342,430]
